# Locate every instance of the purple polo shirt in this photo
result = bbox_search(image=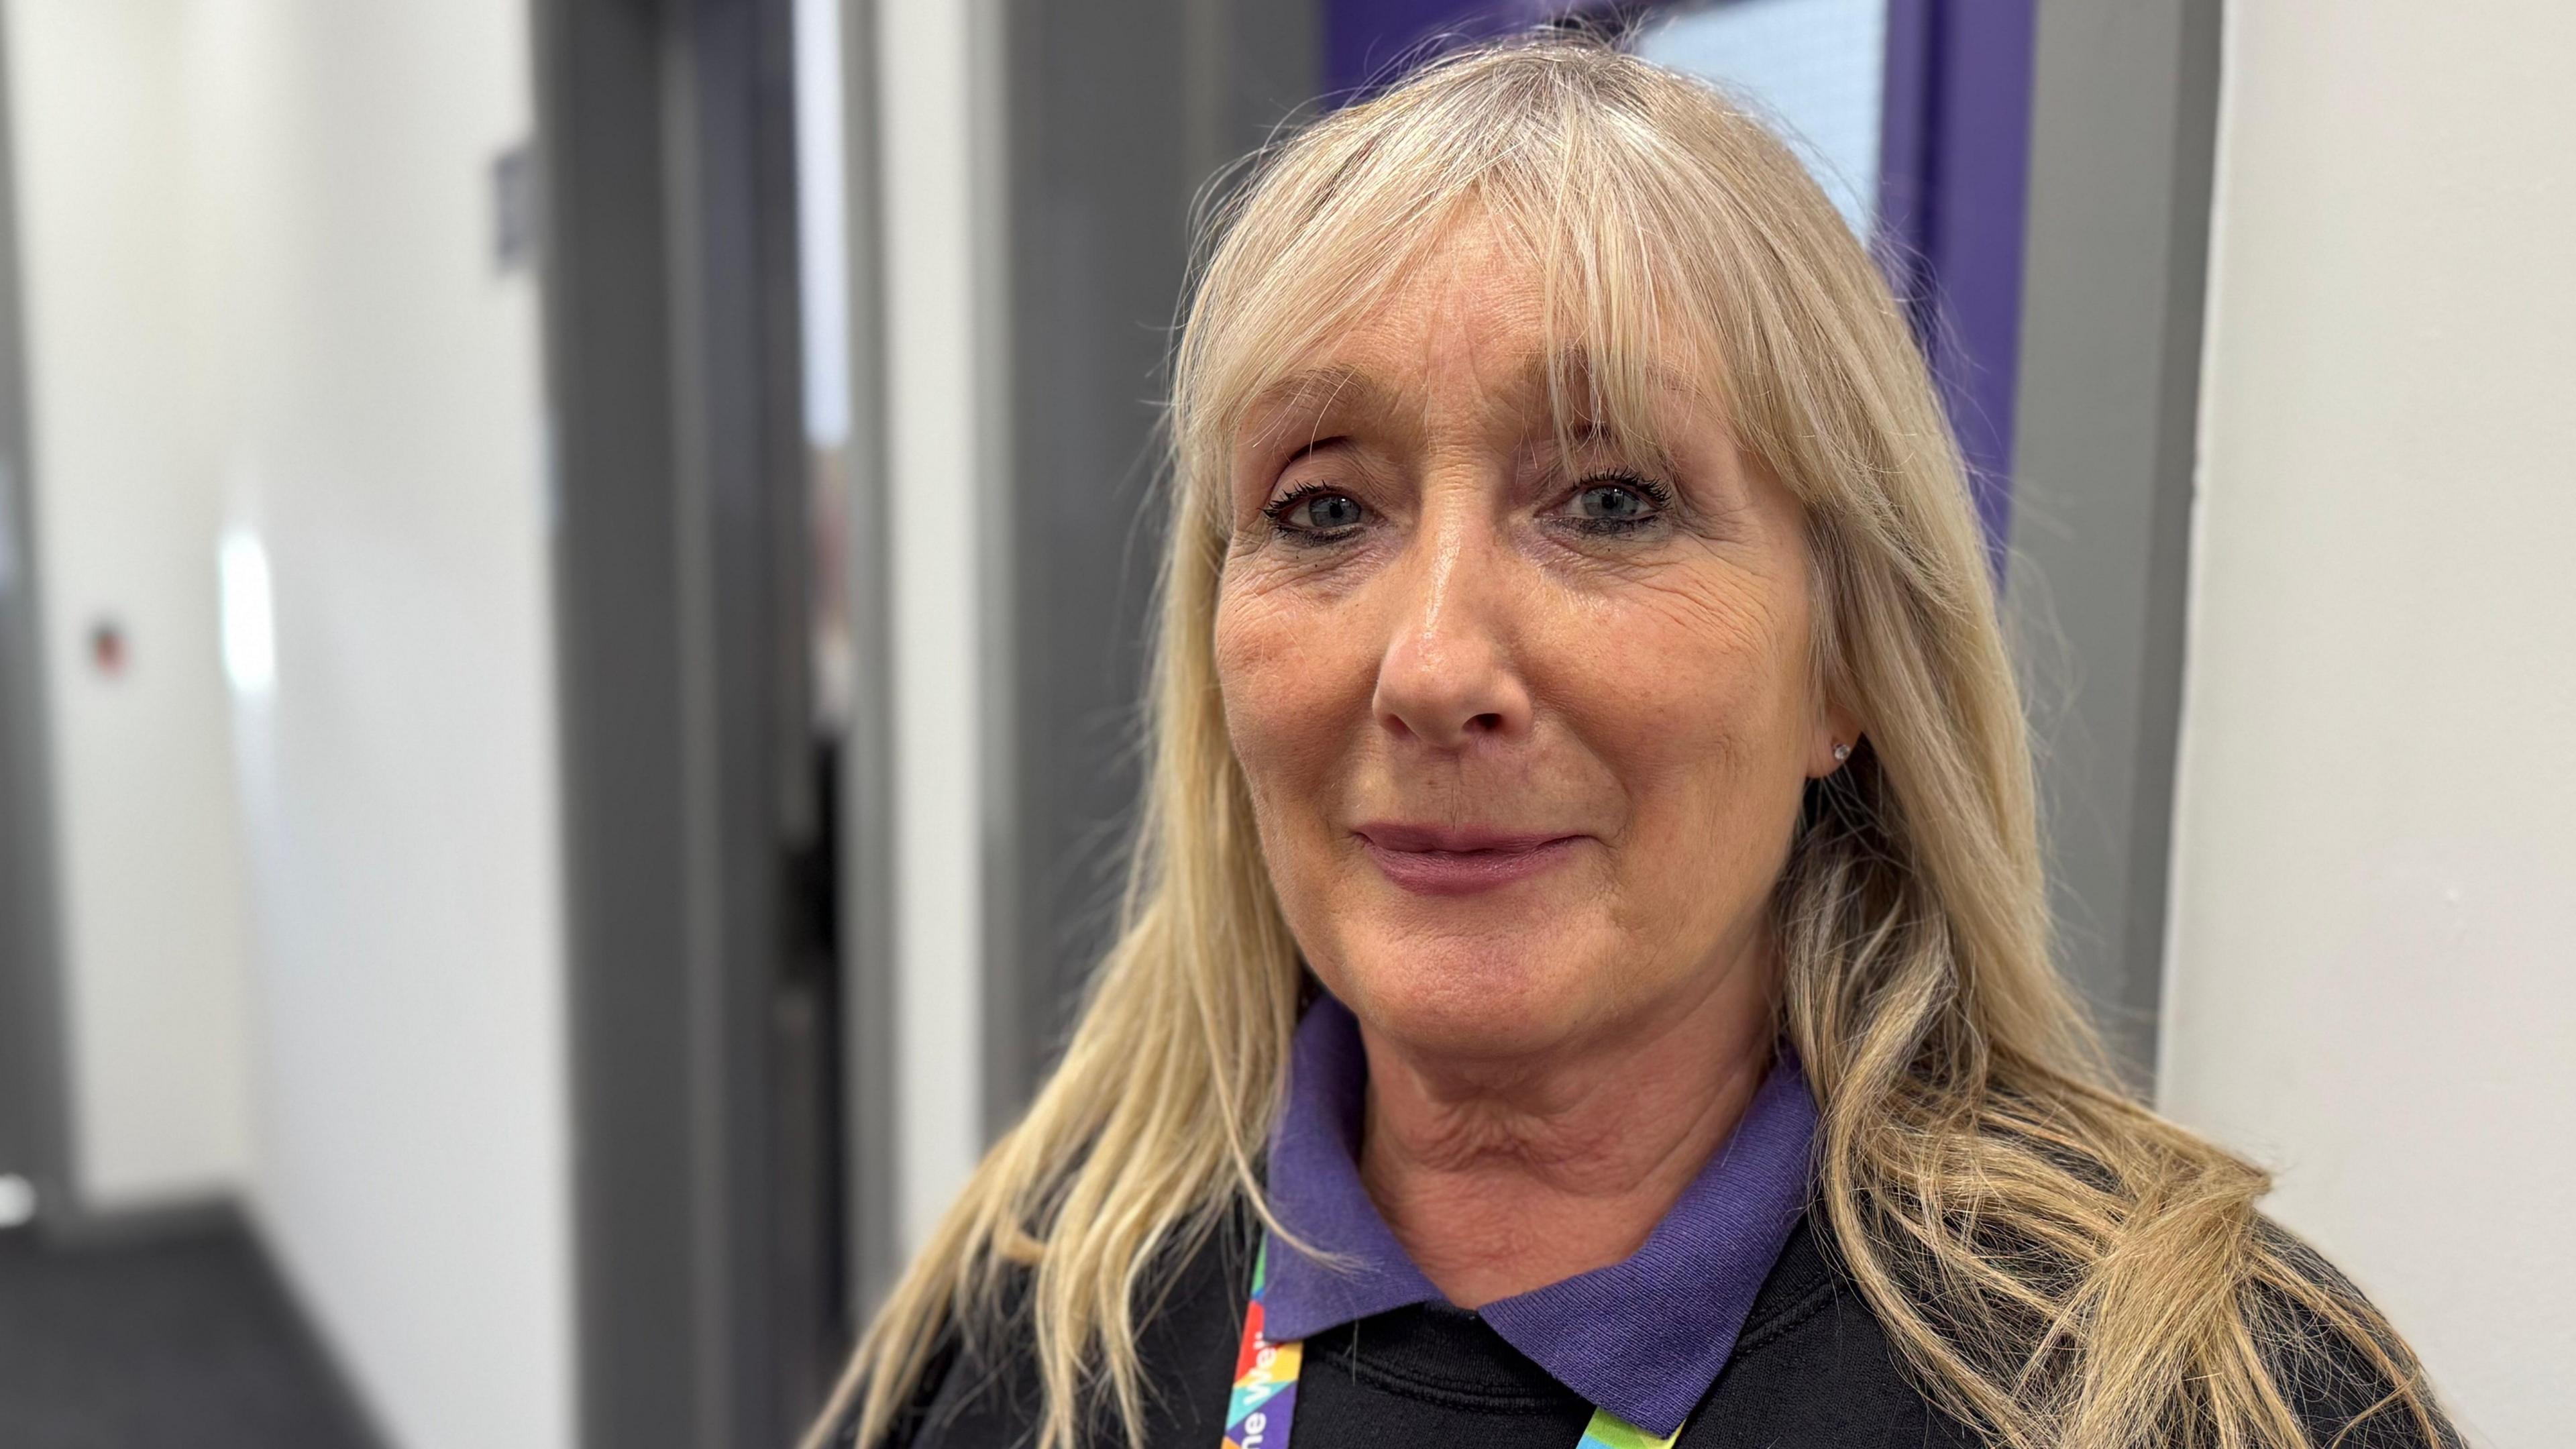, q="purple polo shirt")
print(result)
[1260,994,1819,1439]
